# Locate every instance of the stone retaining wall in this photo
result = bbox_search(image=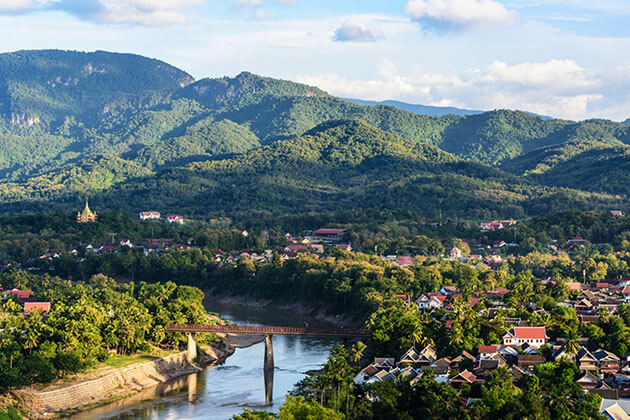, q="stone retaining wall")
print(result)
[17,352,197,417]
